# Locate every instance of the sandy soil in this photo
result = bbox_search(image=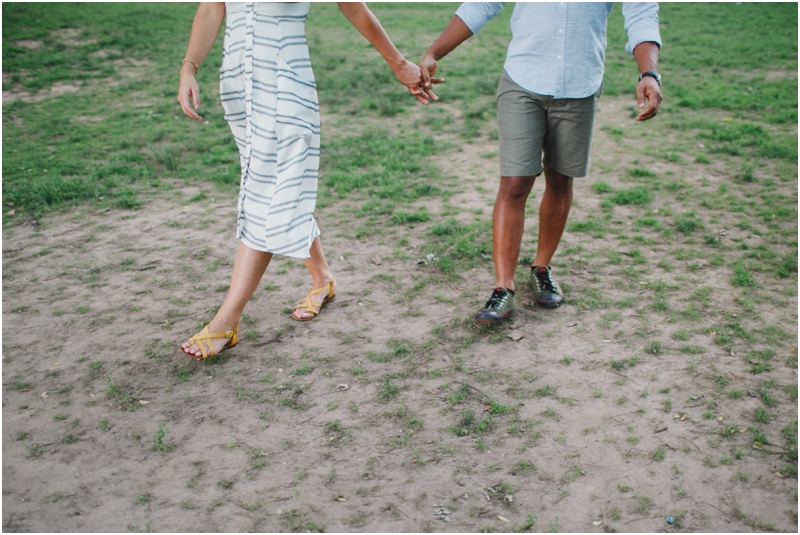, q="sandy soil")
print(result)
[3,94,797,532]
